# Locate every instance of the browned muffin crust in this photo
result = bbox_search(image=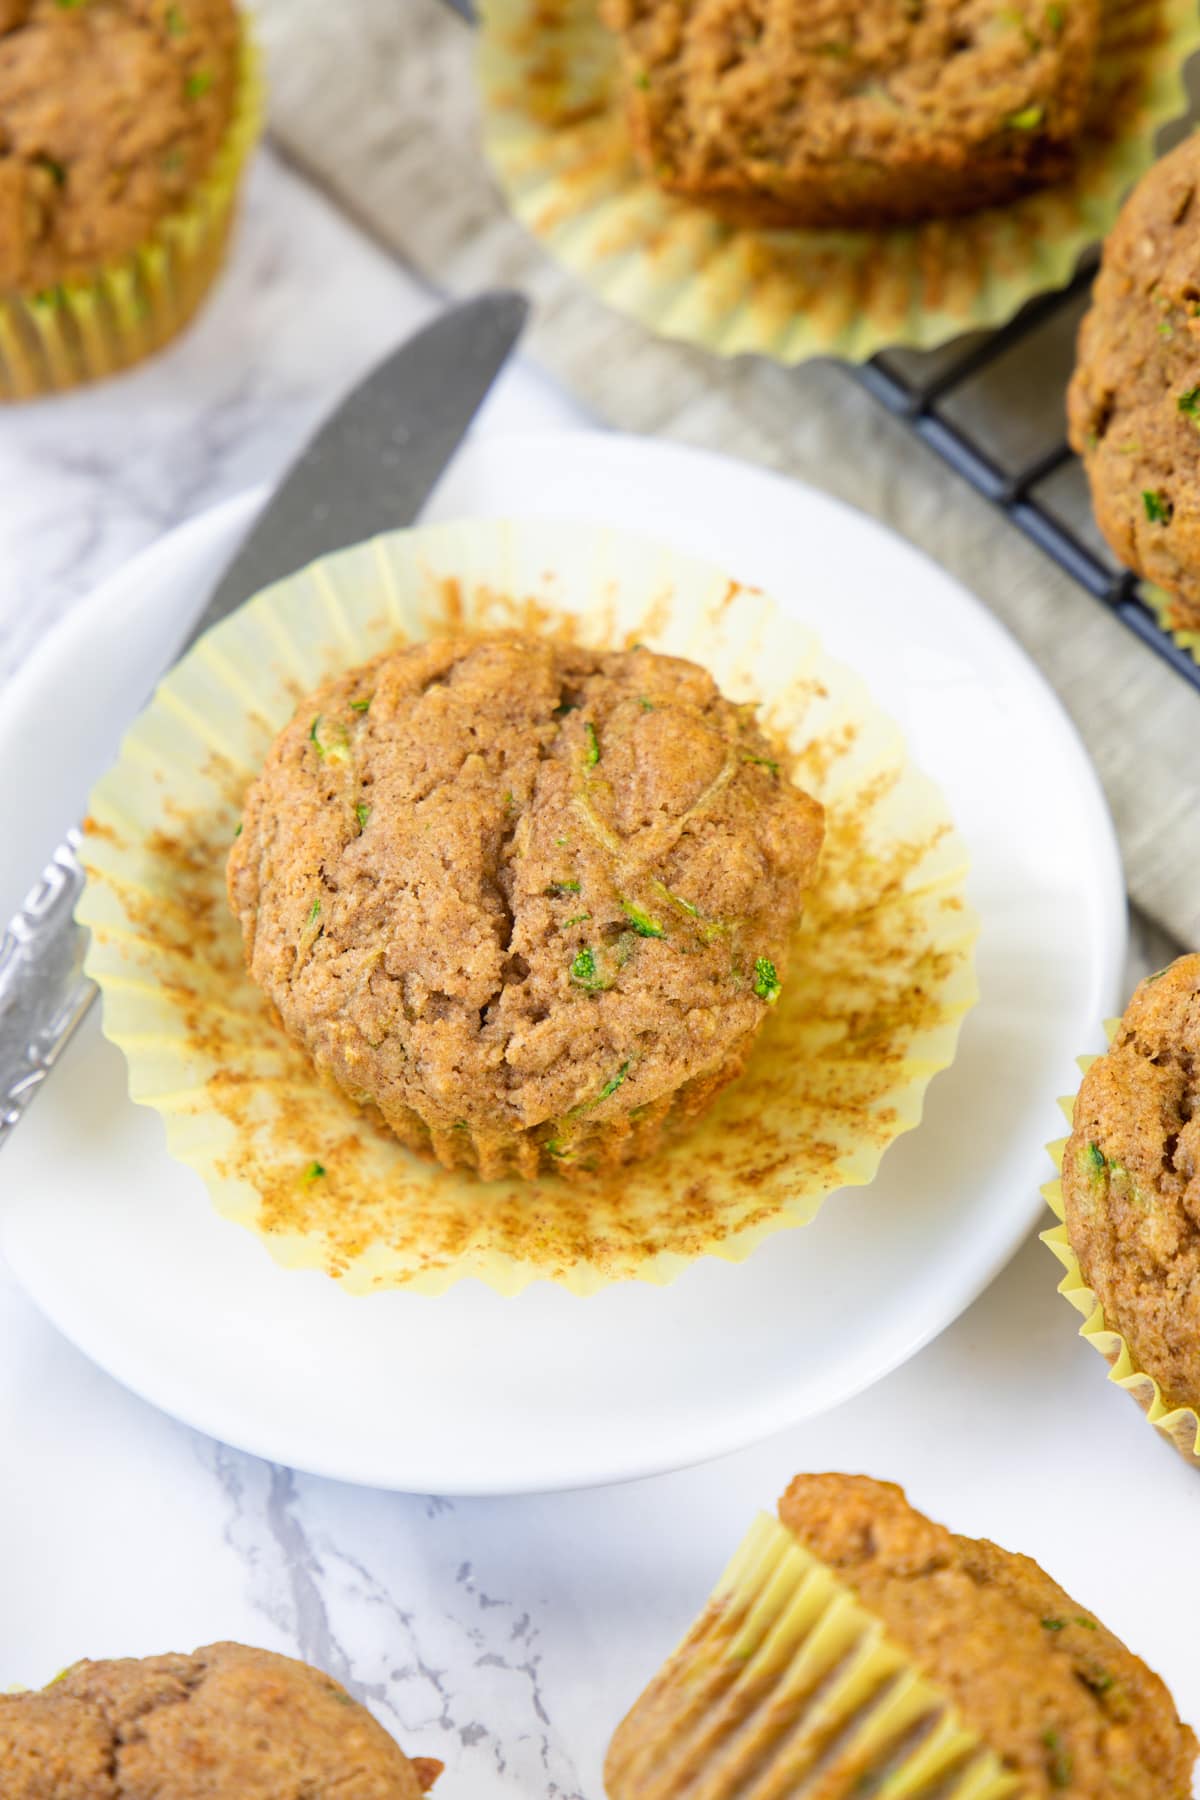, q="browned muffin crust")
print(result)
[0,1642,441,1799]
[228,633,824,1182]
[0,0,239,293]
[1060,953,1200,1414]
[1068,133,1200,632]
[779,1474,1196,1799]
[603,0,1099,228]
